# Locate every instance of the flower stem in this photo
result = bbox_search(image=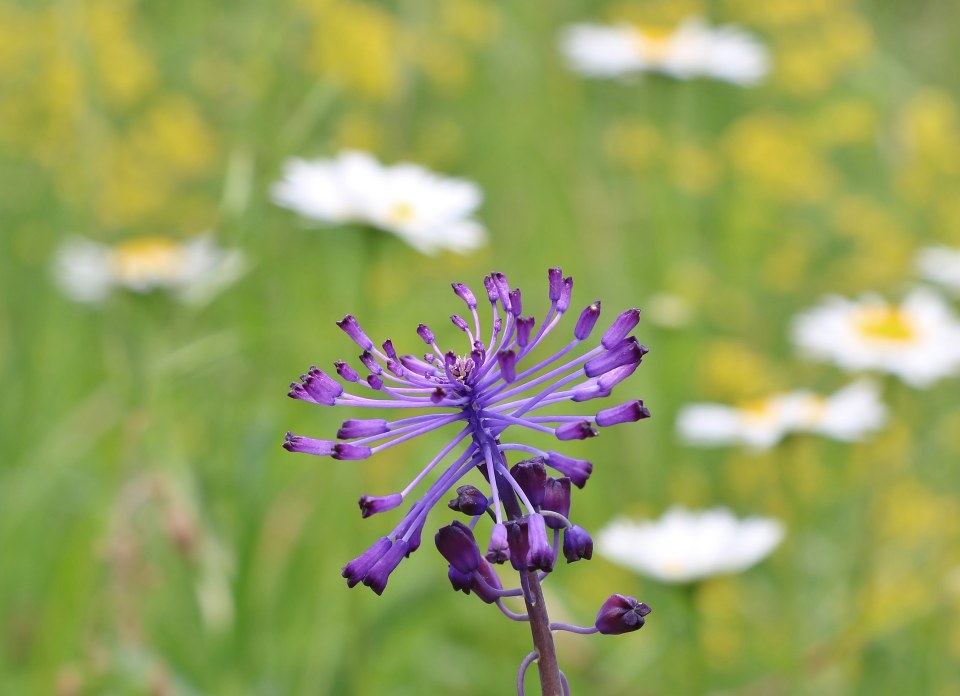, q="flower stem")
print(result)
[522,570,563,696]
